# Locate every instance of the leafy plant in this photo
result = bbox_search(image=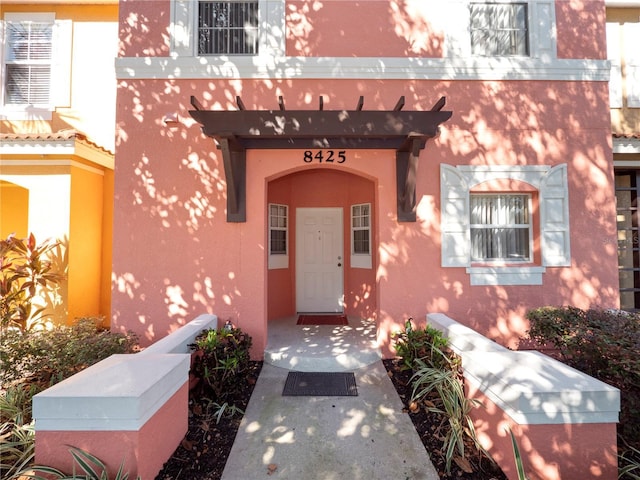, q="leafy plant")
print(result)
[393,320,490,474]
[393,318,450,370]
[619,444,640,480]
[0,317,139,389]
[12,446,140,480]
[1,233,65,332]
[507,427,529,480]
[410,355,487,474]
[189,326,253,404]
[0,319,139,477]
[0,385,37,480]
